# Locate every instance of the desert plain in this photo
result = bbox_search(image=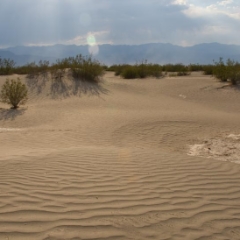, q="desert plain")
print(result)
[0,71,240,240]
